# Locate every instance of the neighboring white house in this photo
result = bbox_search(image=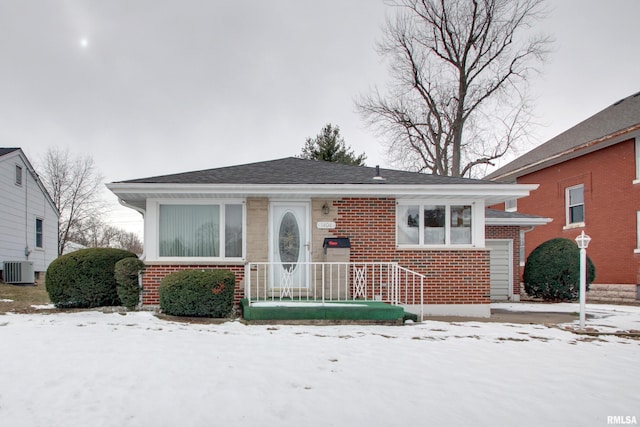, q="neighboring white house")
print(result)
[0,148,59,283]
